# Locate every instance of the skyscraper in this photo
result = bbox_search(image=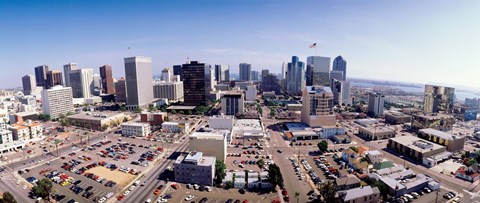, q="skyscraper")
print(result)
[69,69,94,98]
[251,70,260,81]
[330,70,344,81]
[41,86,74,119]
[423,85,455,114]
[34,65,49,87]
[286,56,305,94]
[332,55,347,81]
[368,92,385,117]
[161,68,173,82]
[239,63,251,81]
[115,78,127,102]
[214,65,230,82]
[330,78,351,105]
[260,73,281,94]
[22,74,36,95]
[301,86,336,127]
[63,63,77,87]
[124,56,154,109]
[281,62,287,80]
[99,65,115,94]
[261,69,269,81]
[45,70,63,89]
[306,56,331,86]
[181,61,211,105]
